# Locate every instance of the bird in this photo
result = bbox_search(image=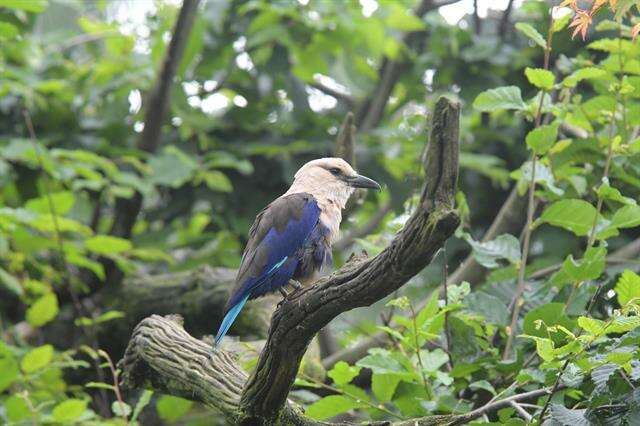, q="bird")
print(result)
[214,157,381,346]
